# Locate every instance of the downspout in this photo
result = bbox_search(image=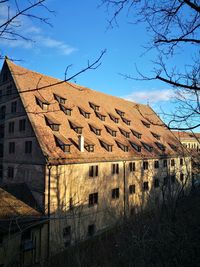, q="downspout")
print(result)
[123,161,126,218]
[47,164,52,260]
